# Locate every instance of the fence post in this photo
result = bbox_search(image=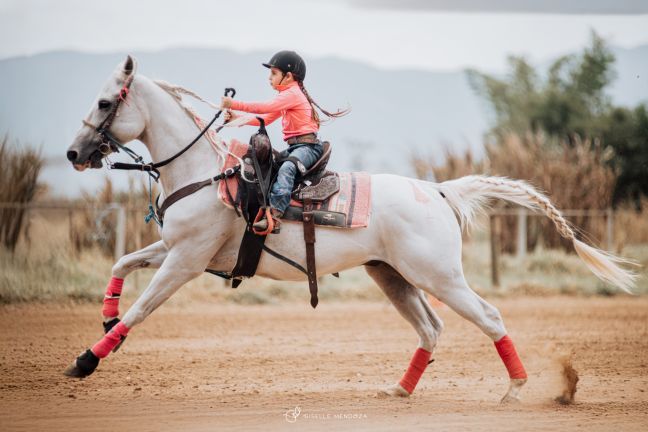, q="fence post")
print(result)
[516,208,527,260]
[114,204,126,261]
[606,207,614,251]
[490,214,501,289]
